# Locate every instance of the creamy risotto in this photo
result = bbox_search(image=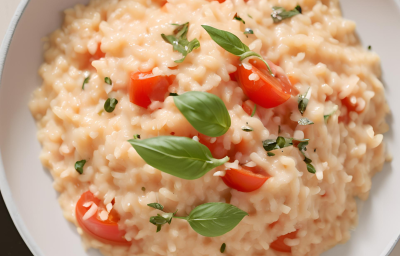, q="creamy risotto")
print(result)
[29,0,390,255]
